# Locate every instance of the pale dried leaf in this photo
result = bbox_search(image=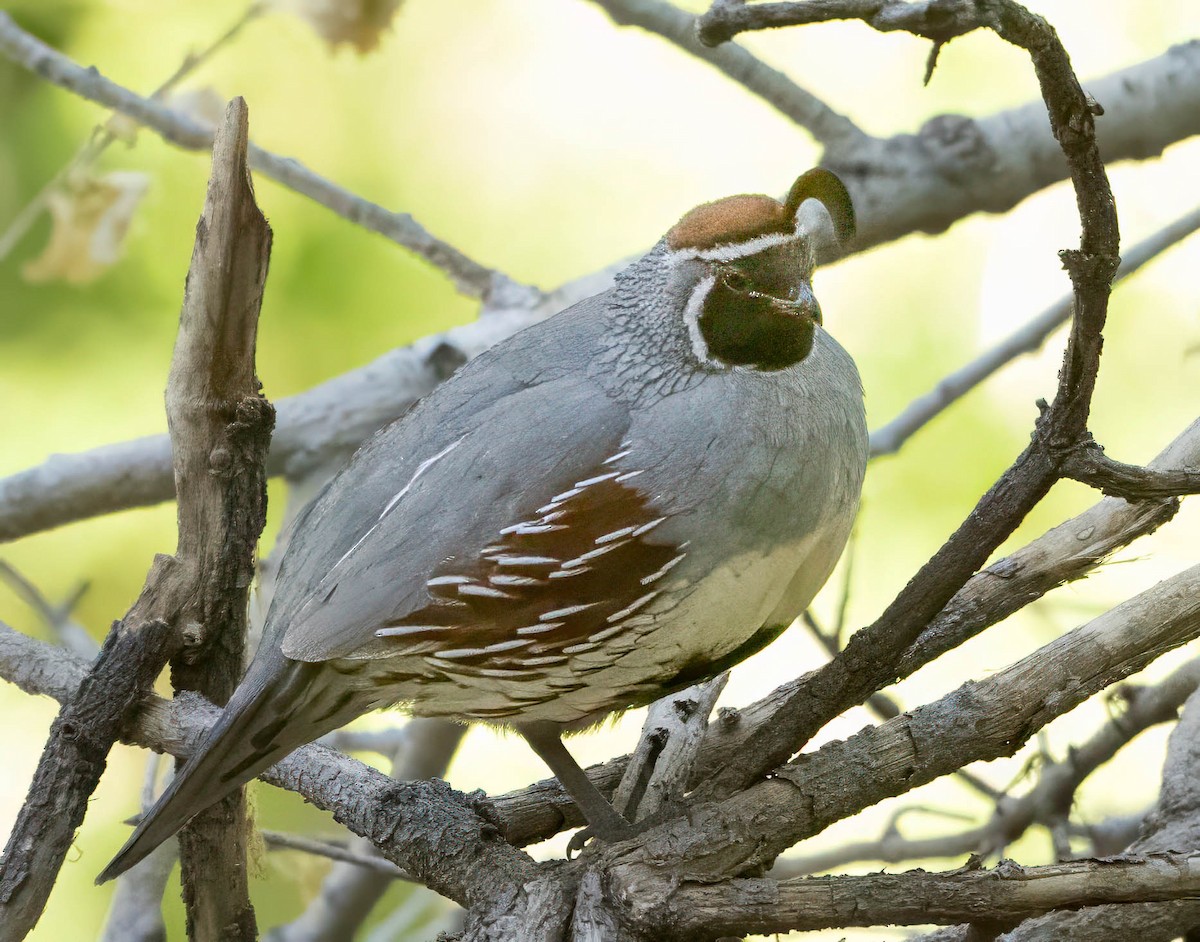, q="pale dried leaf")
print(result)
[165,87,228,129]
[23,171,150,285]
[278,0,404,54]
